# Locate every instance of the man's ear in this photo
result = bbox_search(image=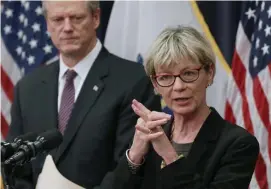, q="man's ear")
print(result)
[92,8,101,30]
